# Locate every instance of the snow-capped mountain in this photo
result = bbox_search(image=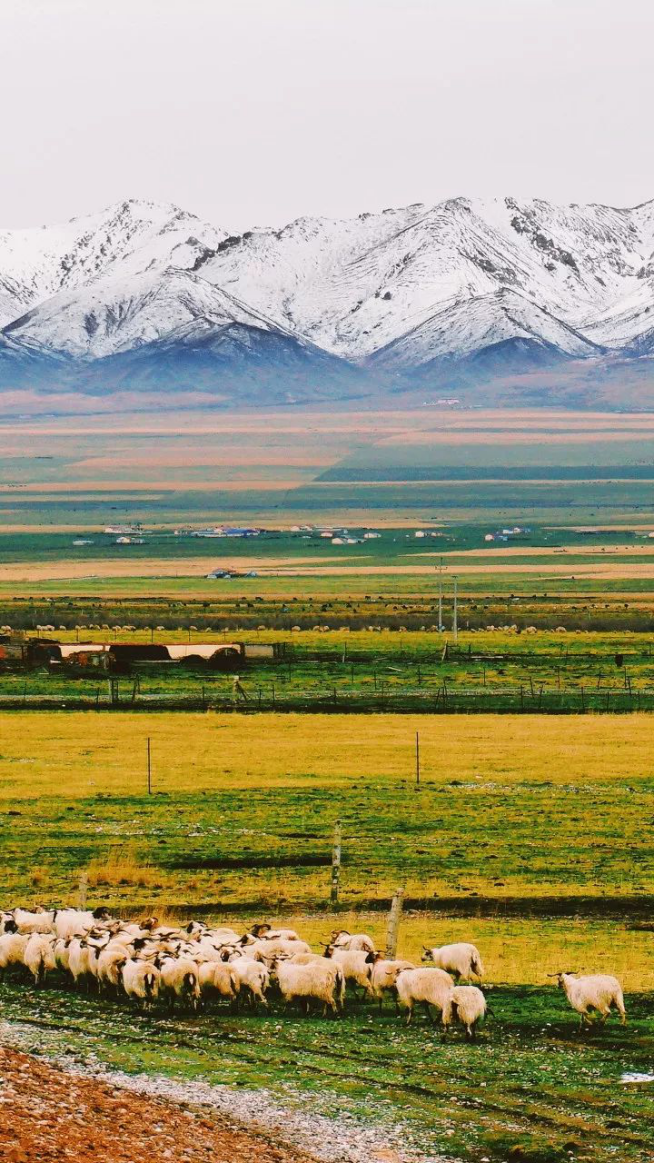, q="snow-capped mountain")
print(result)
[0,199,224,328]
[6,267,308,358]
[3,194,654,407]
